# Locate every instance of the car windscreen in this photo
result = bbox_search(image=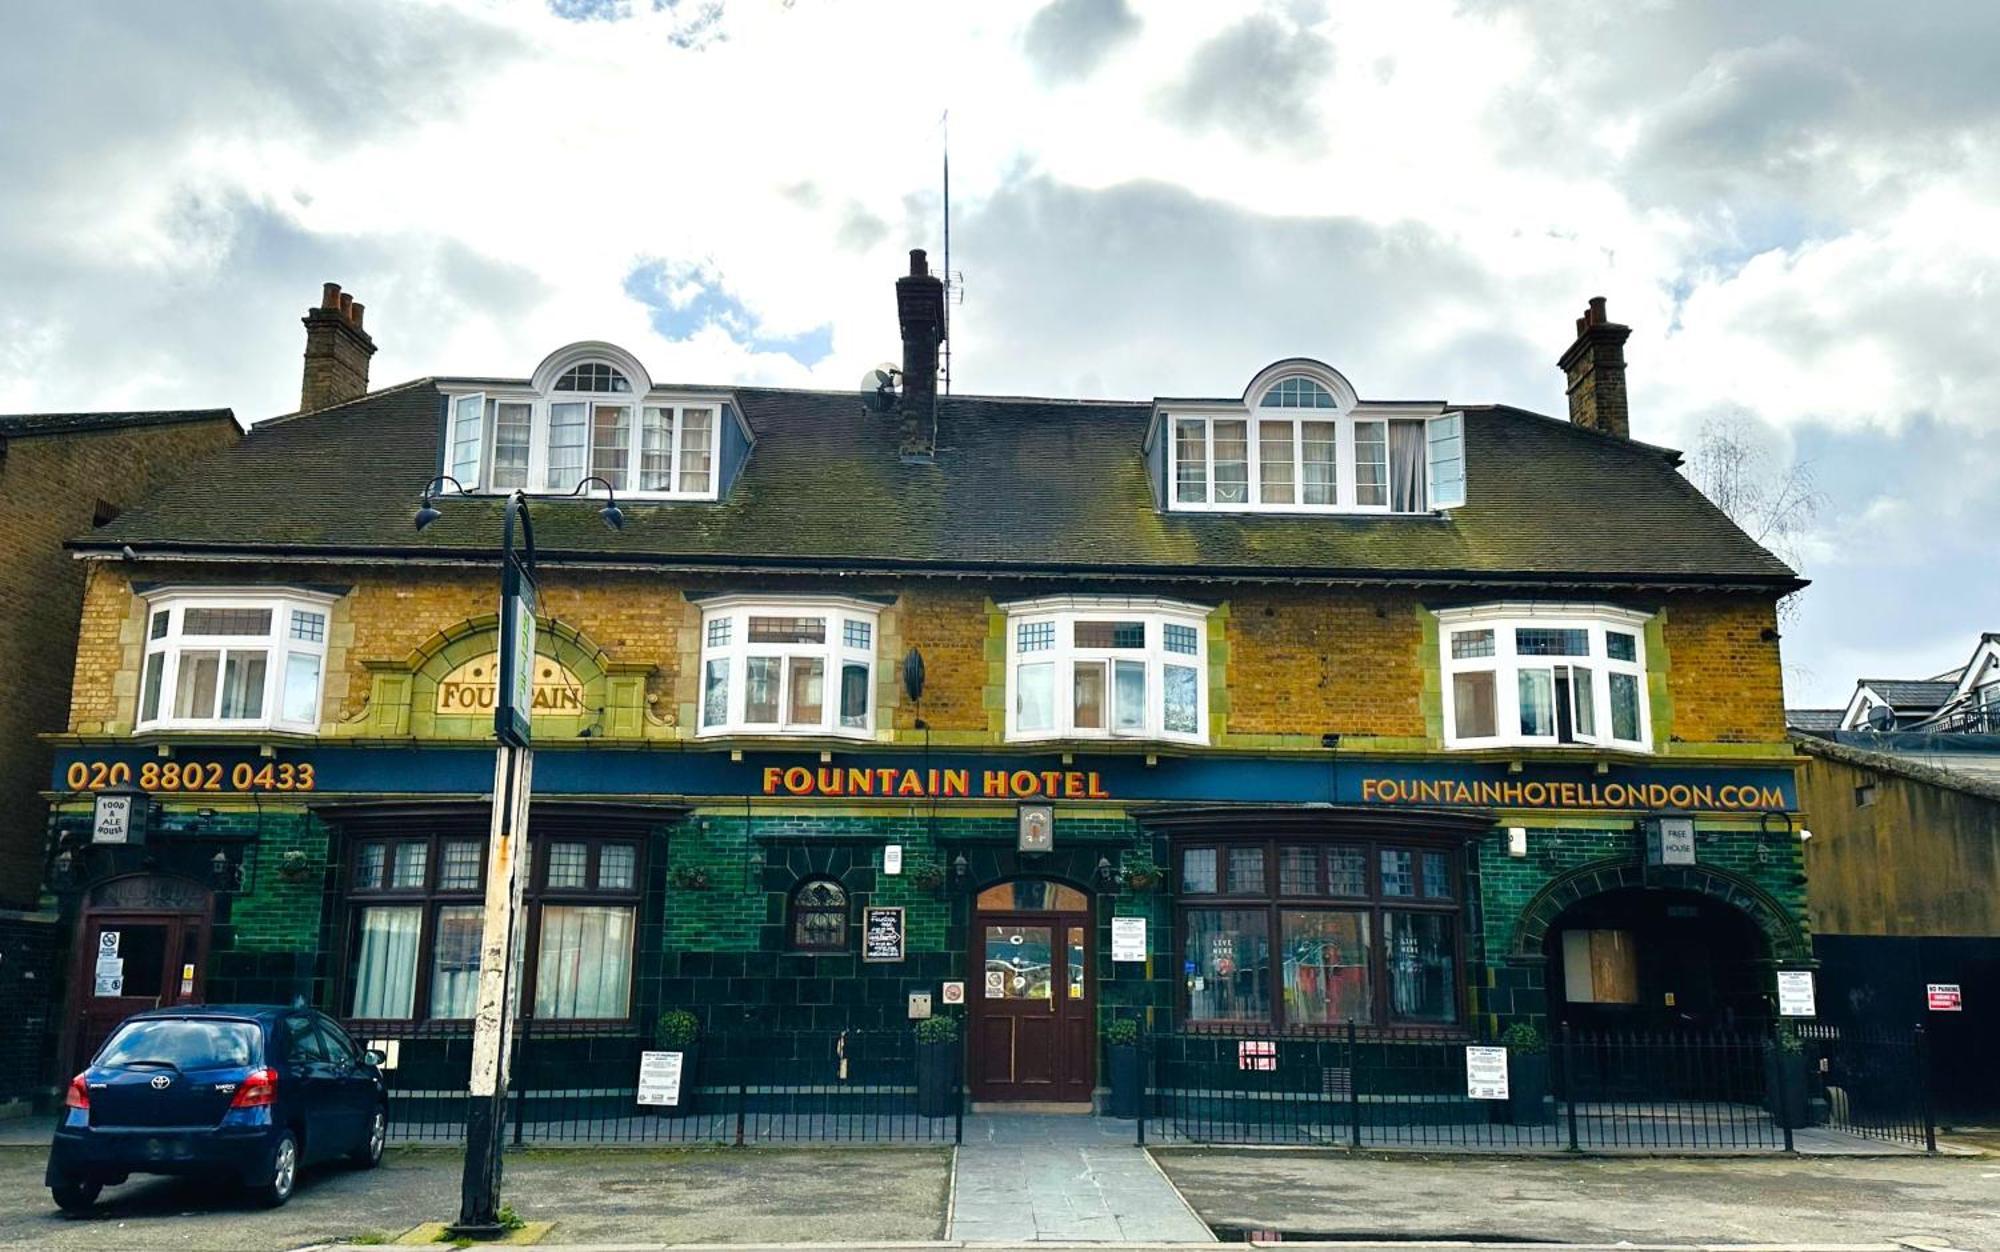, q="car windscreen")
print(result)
[97,1020,260,1071]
